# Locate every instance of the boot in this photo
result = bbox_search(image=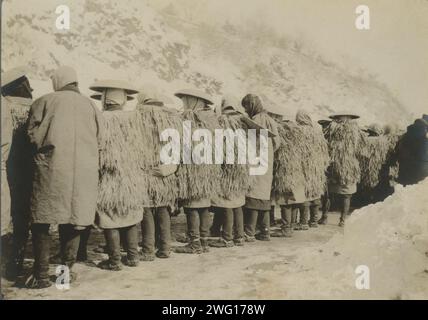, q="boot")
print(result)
[31,225,51,286]
[25,275,52,289]
[255,233,270,241]
[155,250,170,259]
[271,226,293,238]
[244,233,256,242]
[140,252,155,261]
[76,228,91,262]
[173,240,203,254]
[200,238,210,253]
[233,238,245,246]
[174,233,189,244]
[209,238,234,248]
[122,256,139,267]
[98,259,123,271]
[318,214,328,225]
